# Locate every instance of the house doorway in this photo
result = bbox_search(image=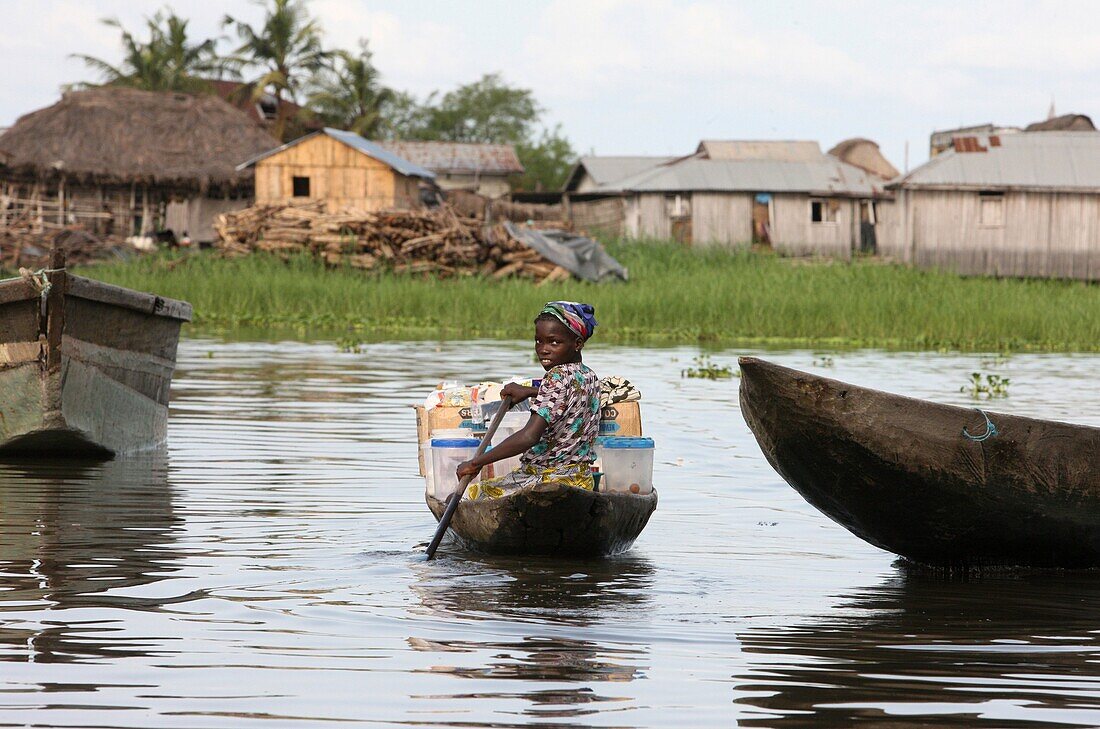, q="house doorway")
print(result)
[752,193,773,247]
[667,194,692,245]
[859,200,877,254]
